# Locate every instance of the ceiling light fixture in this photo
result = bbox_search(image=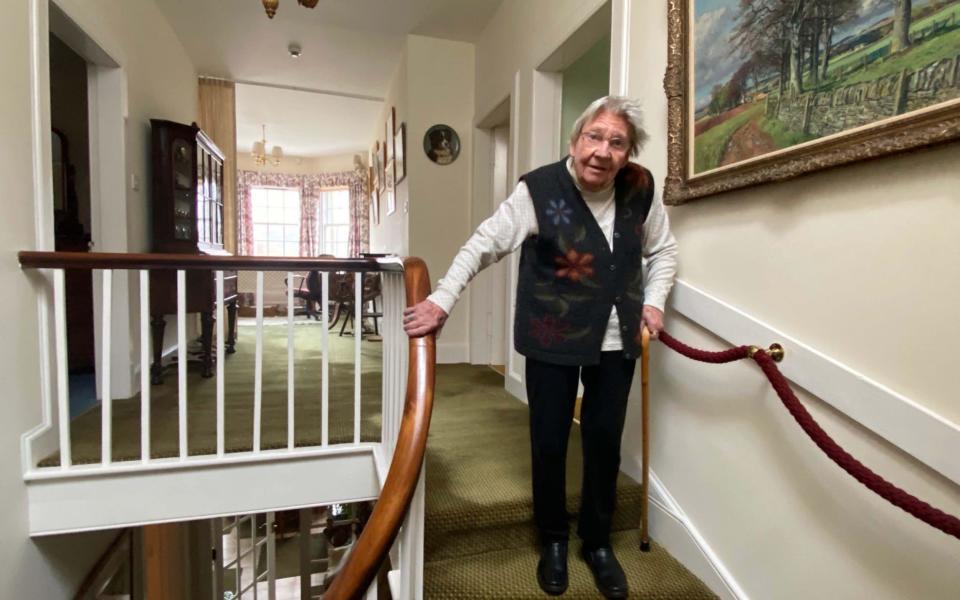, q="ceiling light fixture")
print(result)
[251,124,283,167]
[261,0,319,19]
